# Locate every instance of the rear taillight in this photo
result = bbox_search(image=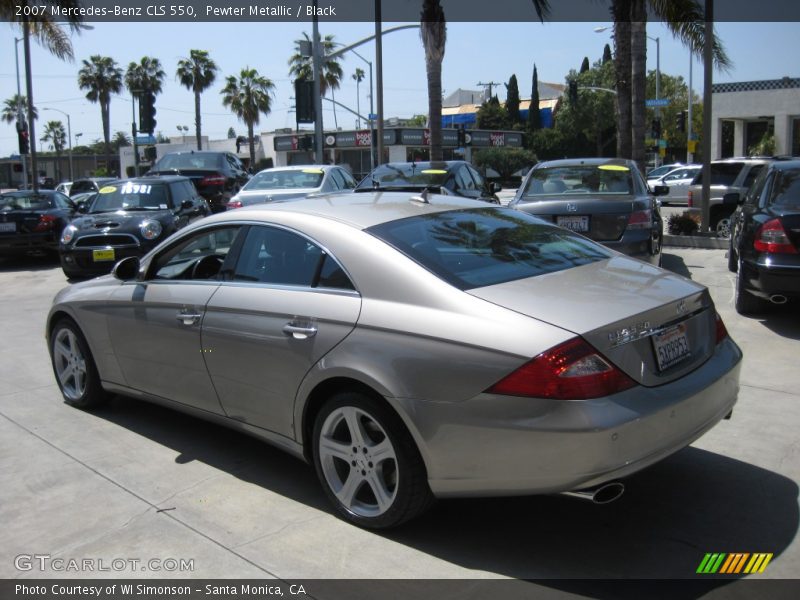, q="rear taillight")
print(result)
[200,174,226,186]
[486,337,636,400]
[754,218,798,254]
[715,312,729,345]
[34,215,57,232]
[627,209,652,230]
[687,190,694,207]
[226,200,243,209]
